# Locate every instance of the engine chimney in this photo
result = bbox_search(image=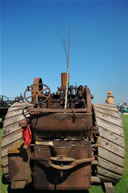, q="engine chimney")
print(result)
[61,73,69,88]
